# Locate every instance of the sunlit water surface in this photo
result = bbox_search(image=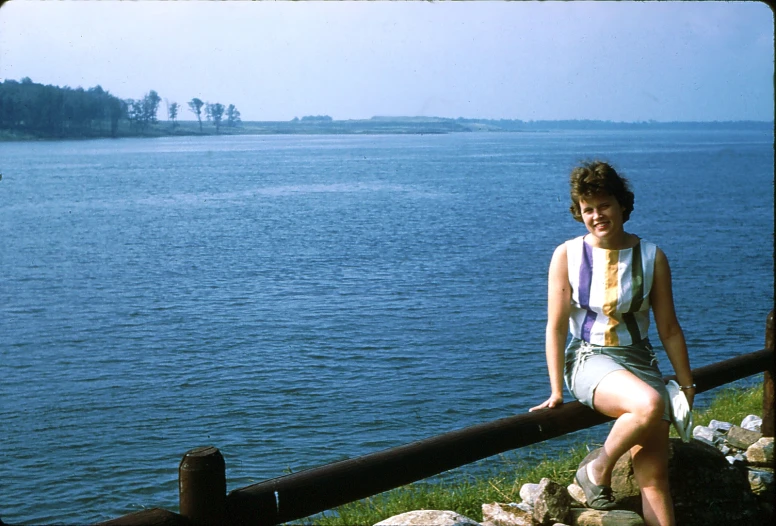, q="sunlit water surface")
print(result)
[0,128,772,523]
